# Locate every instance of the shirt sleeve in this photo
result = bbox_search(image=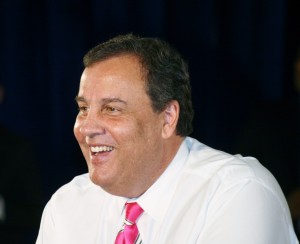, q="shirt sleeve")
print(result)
[196,179,298,244]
